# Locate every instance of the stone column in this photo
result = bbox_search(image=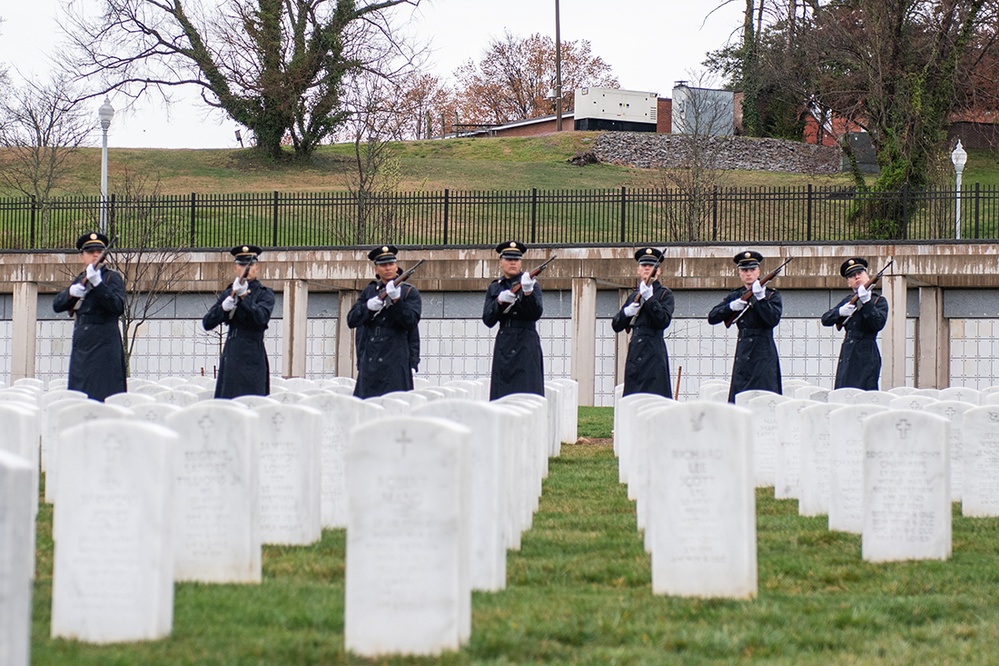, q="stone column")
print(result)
[281,279,309,378]
[880,274,908,389]
[614,289,629,389]
[570,278,597,406]
[337,290,358,379]
[915,286,949,389]
[11,282,38,383]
